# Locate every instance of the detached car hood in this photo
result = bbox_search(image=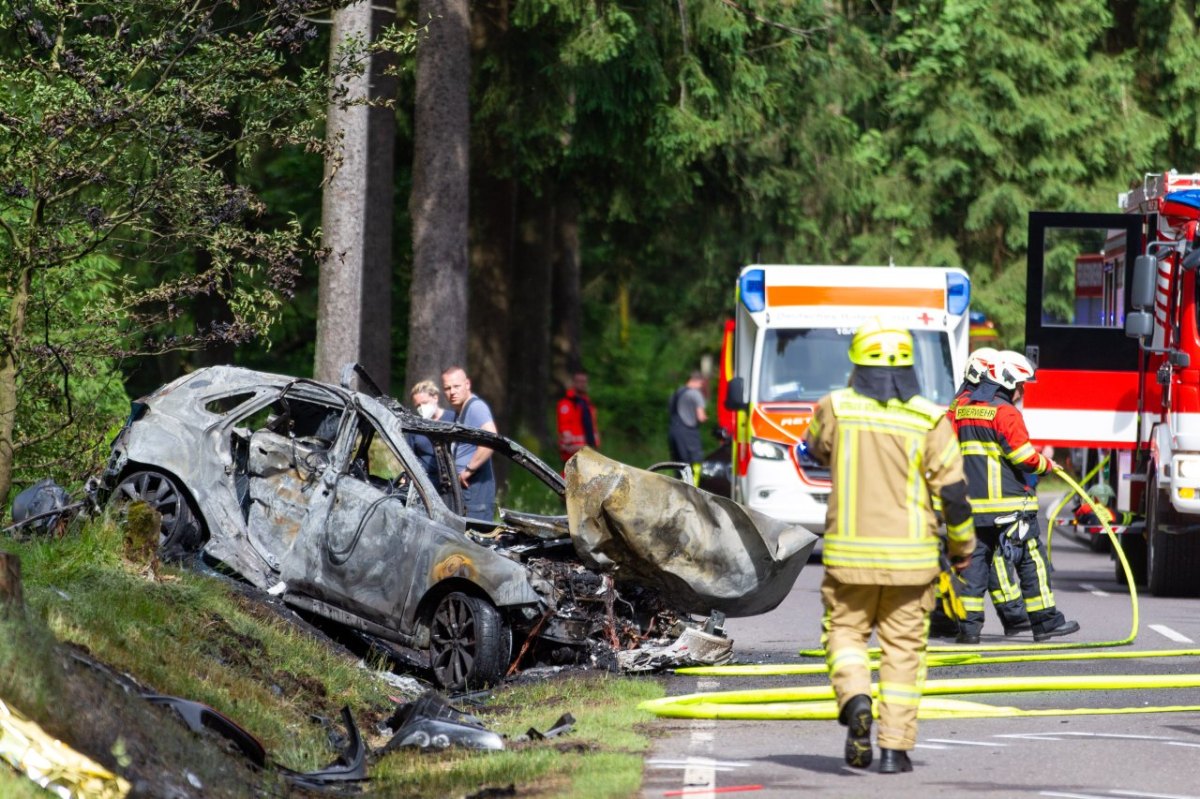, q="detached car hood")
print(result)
[564,449,819,617]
